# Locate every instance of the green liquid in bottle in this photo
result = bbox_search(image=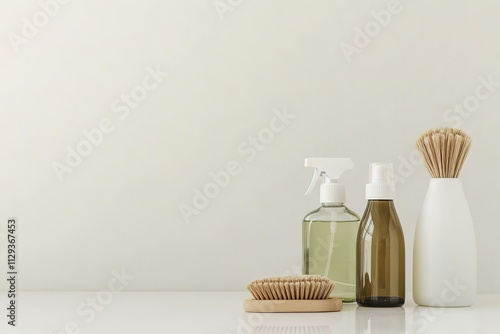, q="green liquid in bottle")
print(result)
[303,204,360,302]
